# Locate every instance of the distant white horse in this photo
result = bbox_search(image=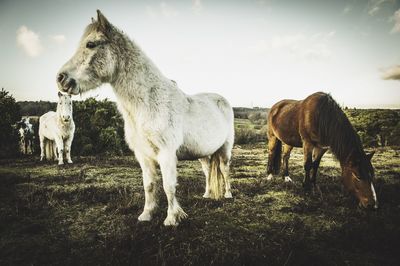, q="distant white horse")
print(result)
[17,117,35,155]
[39,92,75,165]
[57,10,234,226]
